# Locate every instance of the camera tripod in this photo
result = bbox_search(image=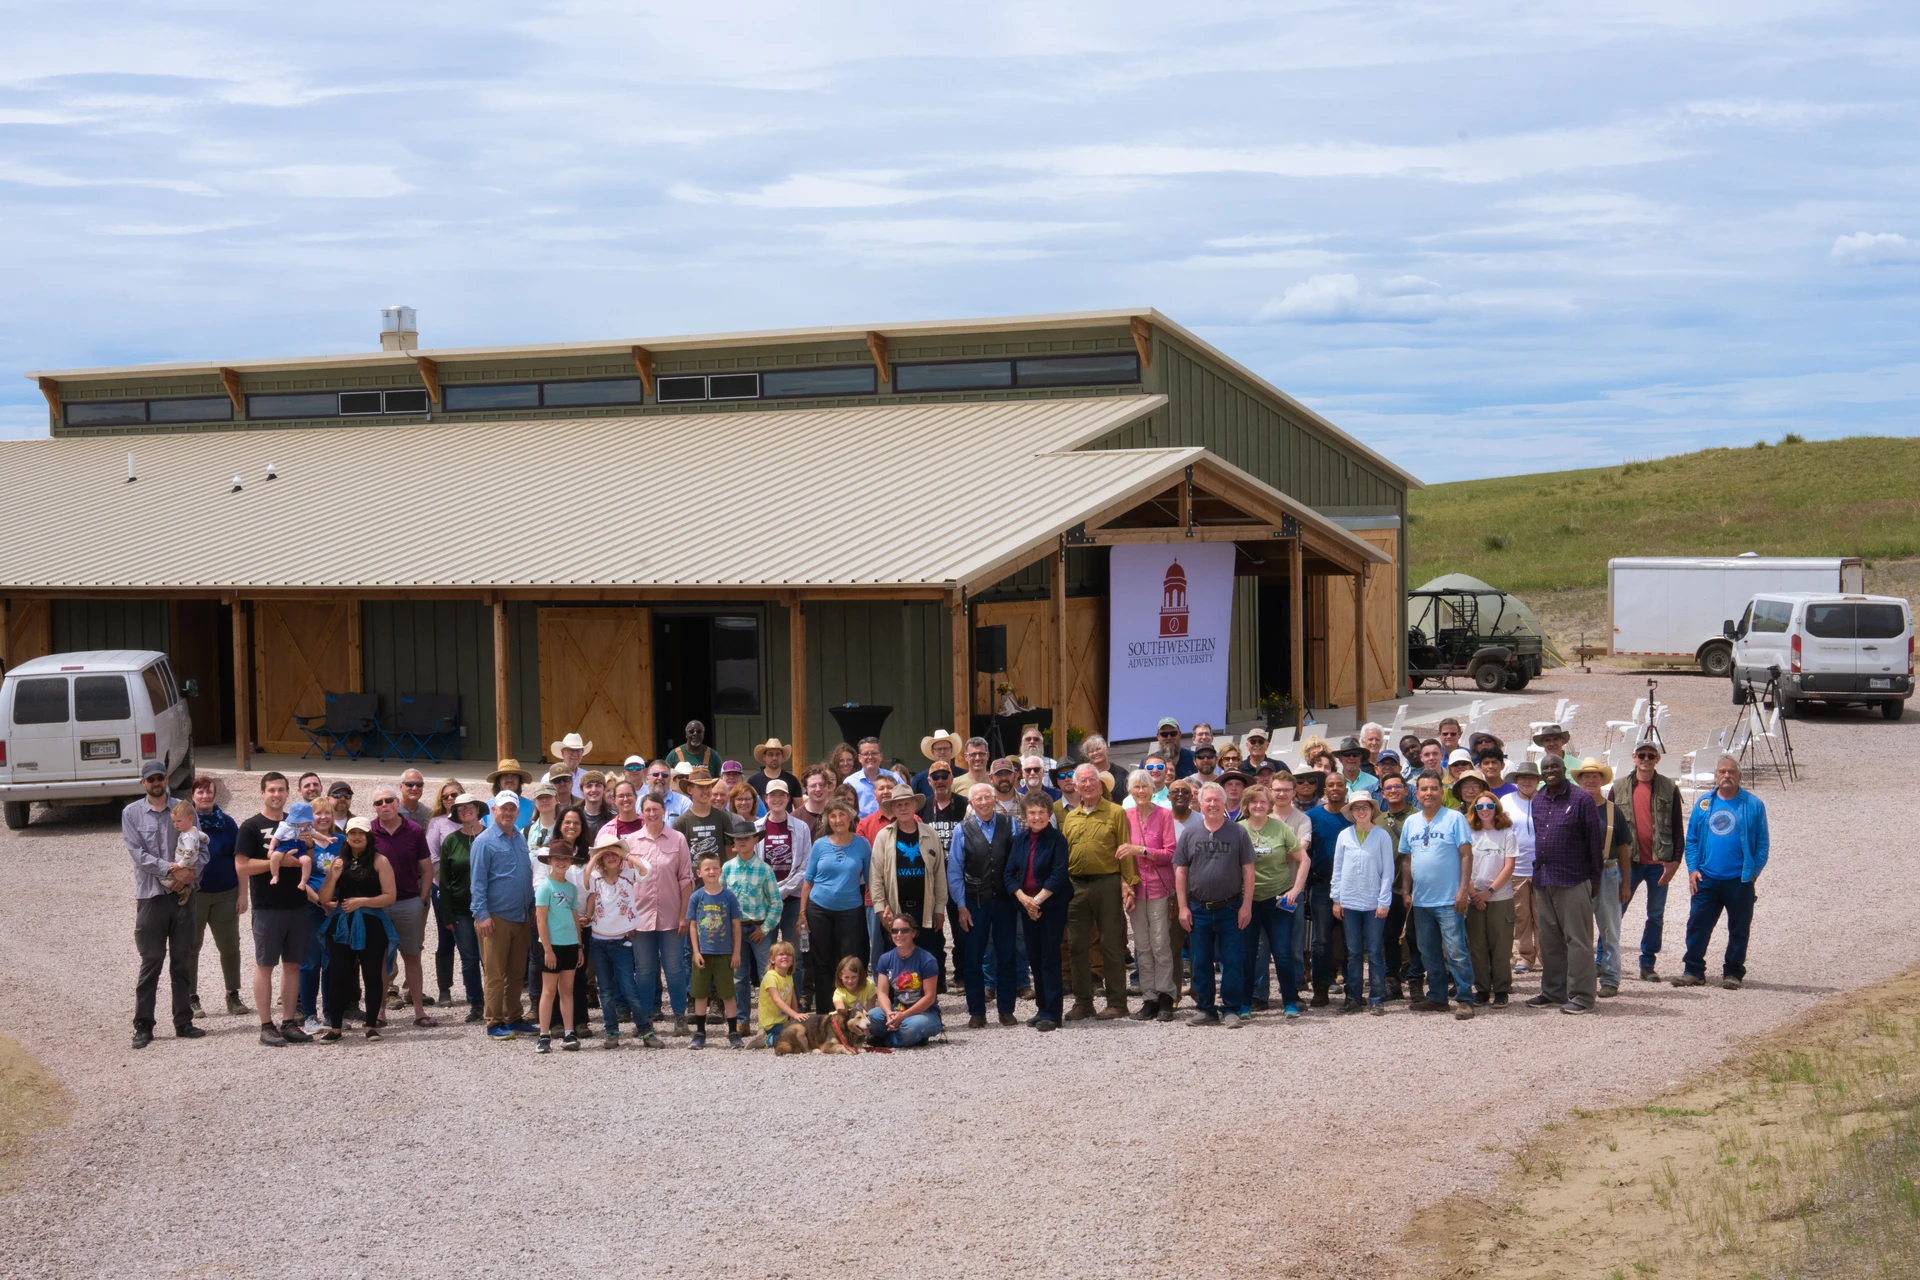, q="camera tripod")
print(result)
[1633,677,1666,755]
[1725,666,1797,785]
